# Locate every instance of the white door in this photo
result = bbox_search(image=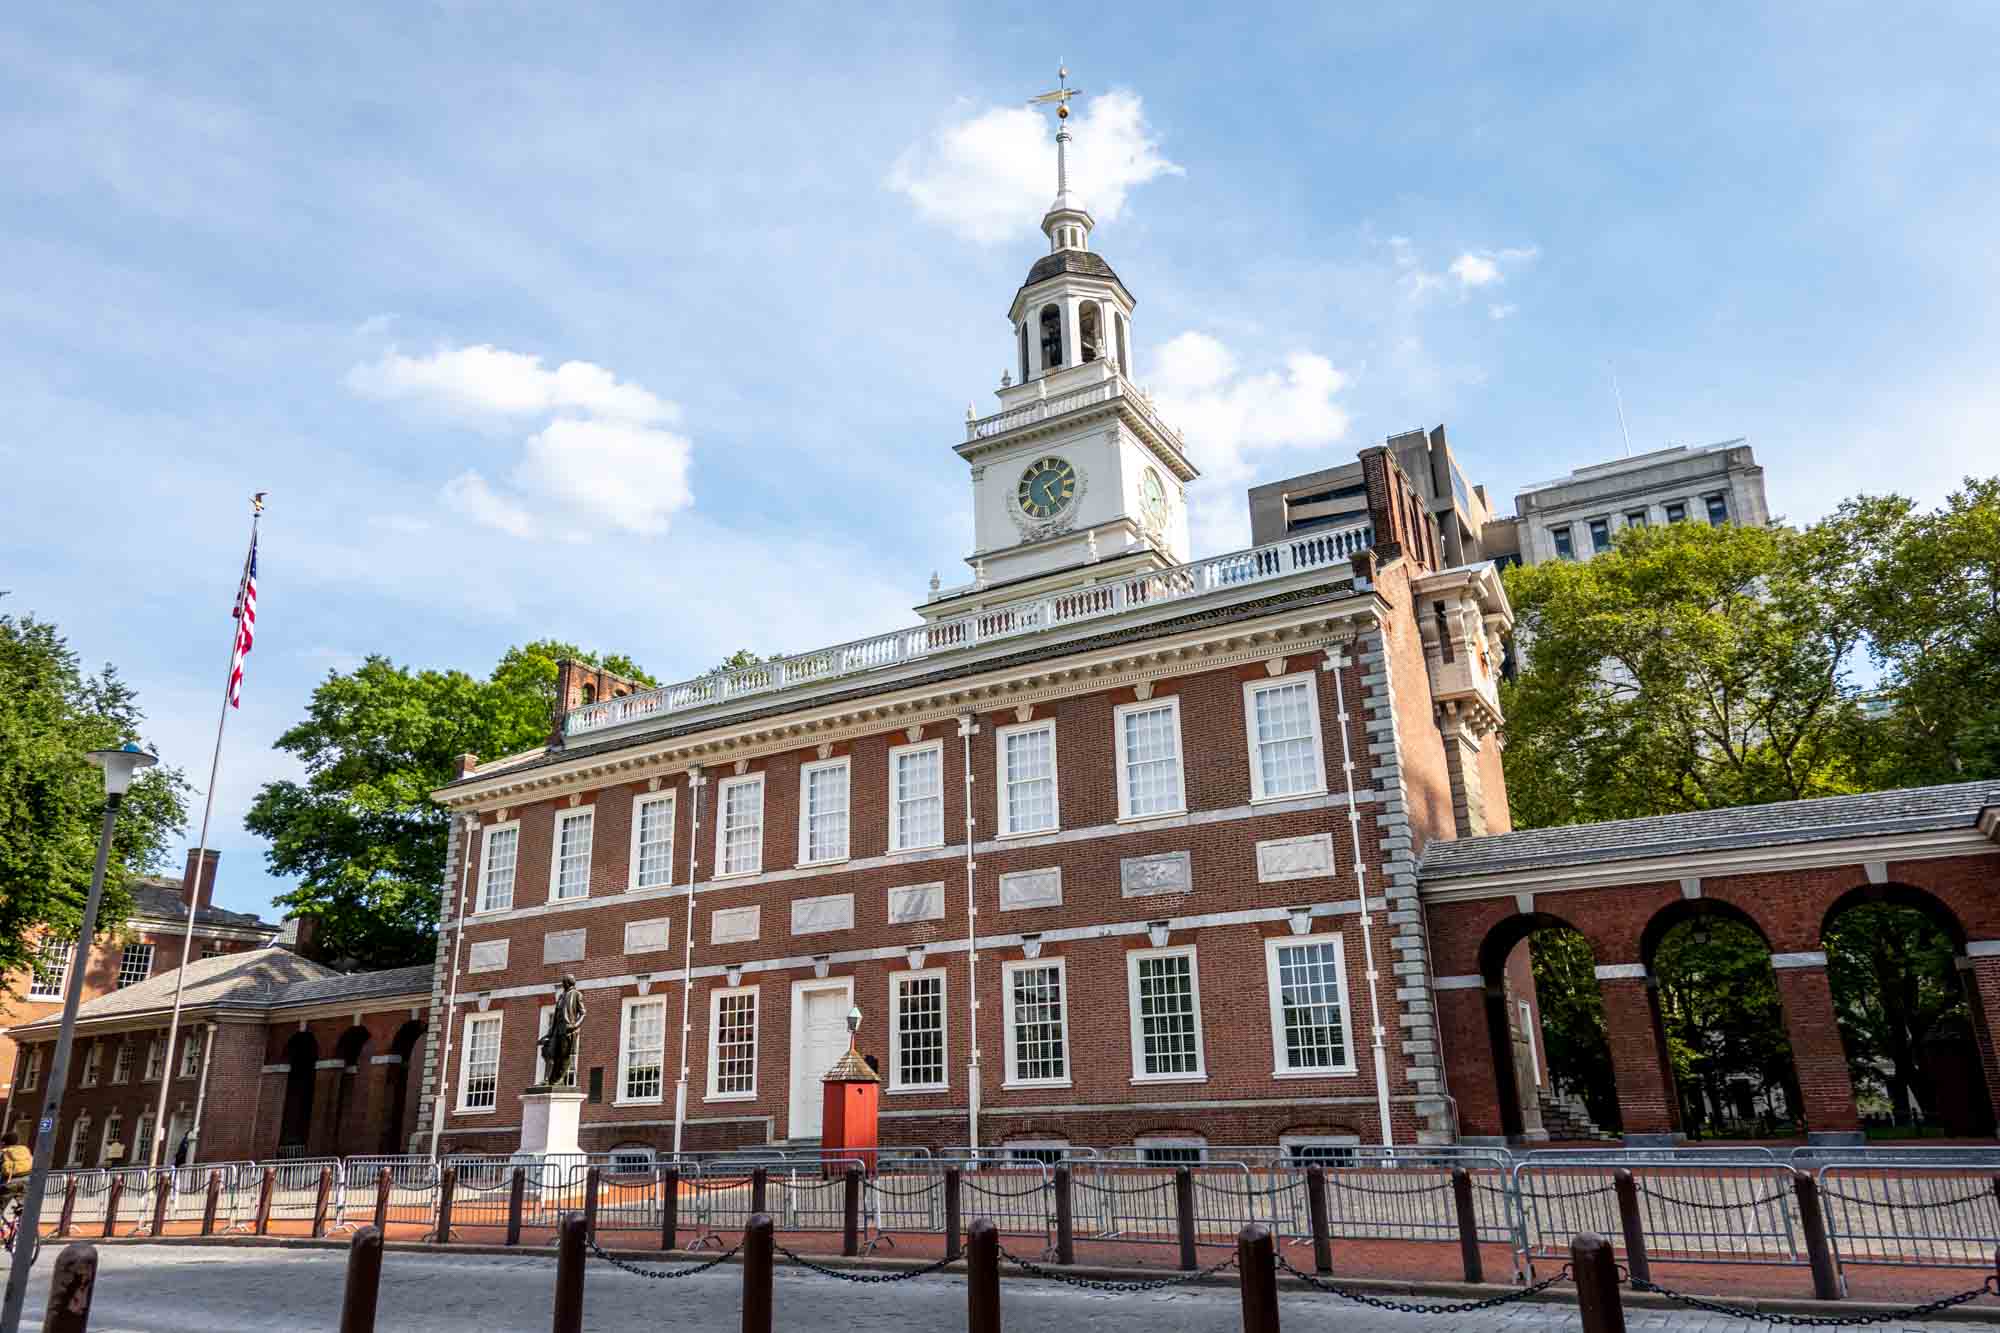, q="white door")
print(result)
[789,981,852,1139]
